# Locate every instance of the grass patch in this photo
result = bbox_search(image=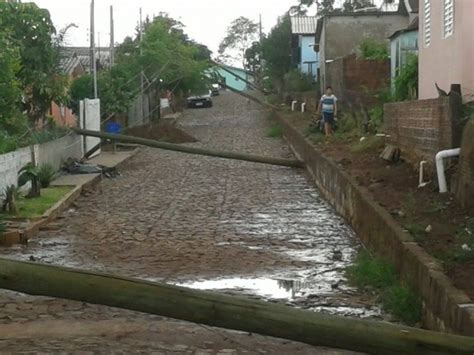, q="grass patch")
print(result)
[350,136,384,153]
[13,186,73,219]
[346,251,397,289]
[347,250,422,325]
[266,124,283,138]
[0,215,6,236]
[426,200,446,214]
[403,222,426,241]
[446,218,474,262]
[402,192,417,217]
[383,285,422,325]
